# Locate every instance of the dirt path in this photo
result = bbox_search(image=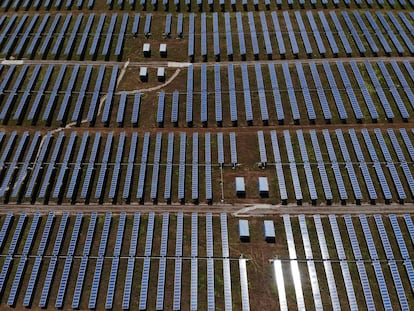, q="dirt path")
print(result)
[0,202,413,215]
